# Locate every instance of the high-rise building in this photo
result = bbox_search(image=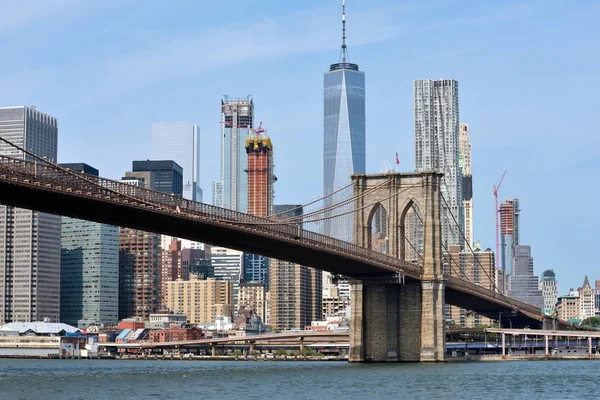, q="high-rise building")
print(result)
[269,205,322,330]
[119,229,161,320]
[164,277,233,324]
[151,122,202,202]
[444,245,496,327]
[0,106,60,324]
[160,240,207,306]
[595,280,600,312]
[539,269,558,315]
[414,79,463,248]
[507,245,544,309]
[59,163,119,328]
[124,160,183,197]
[458,123,473,249]
[500,198,520,275]
[215,95,254,212]
[118,173,168,320]
[211,247,244,313]
[578,276,595,321]
[244,132,275,286]
[239,282,267,322]
[323,3,366,296]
